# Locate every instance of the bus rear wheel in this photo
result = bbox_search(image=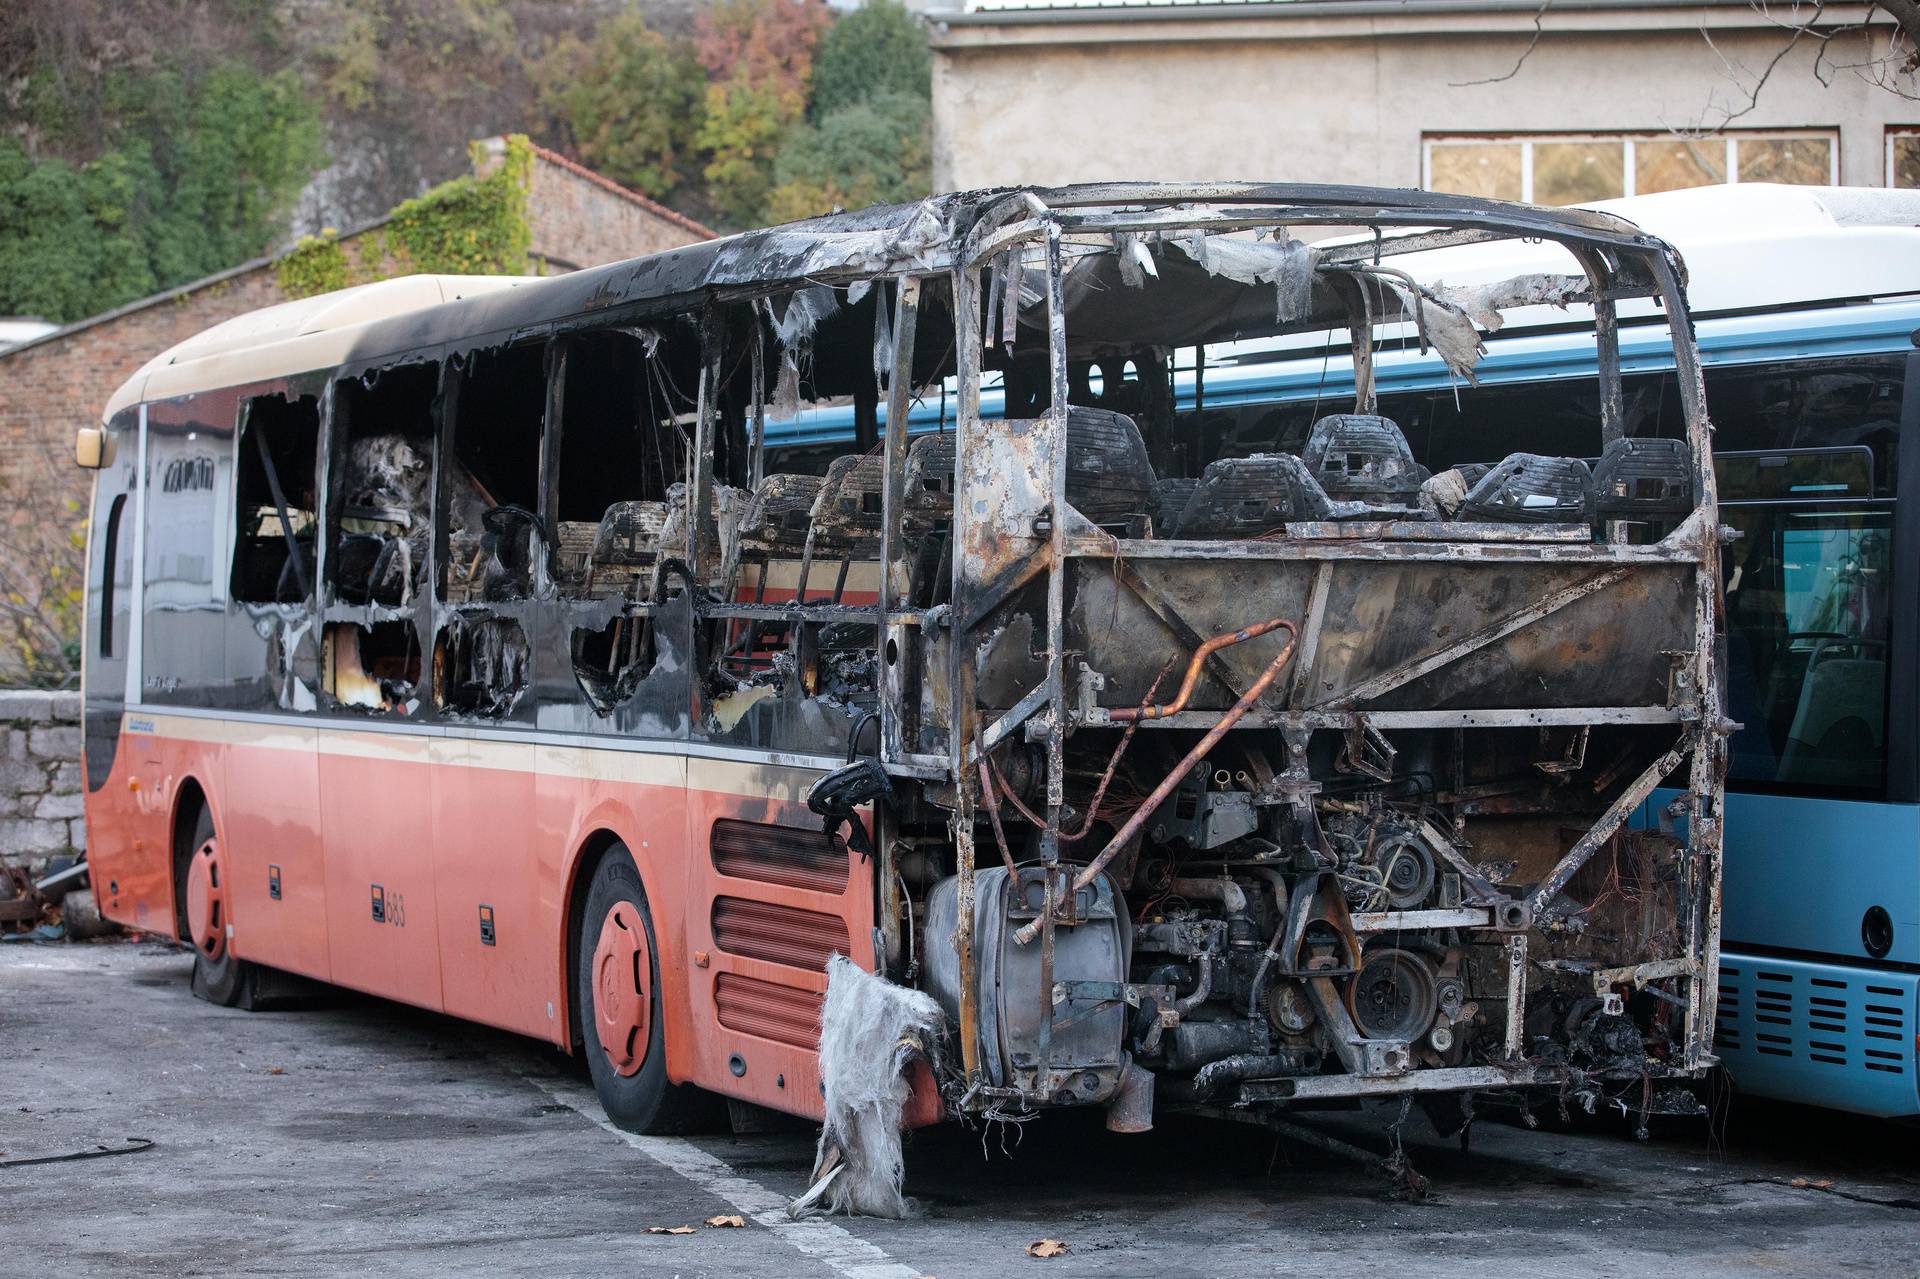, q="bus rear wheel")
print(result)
[182,807,253,1007]
[575,845,717,1134]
